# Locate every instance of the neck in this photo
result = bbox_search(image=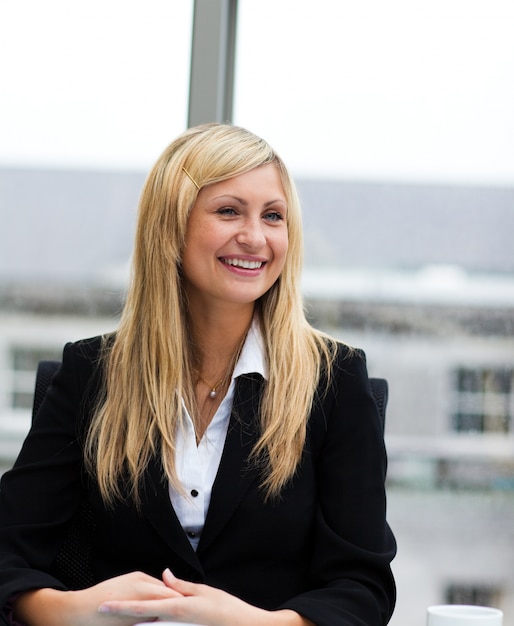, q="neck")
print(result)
[190,303,255,366]
[189,306,254,440]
